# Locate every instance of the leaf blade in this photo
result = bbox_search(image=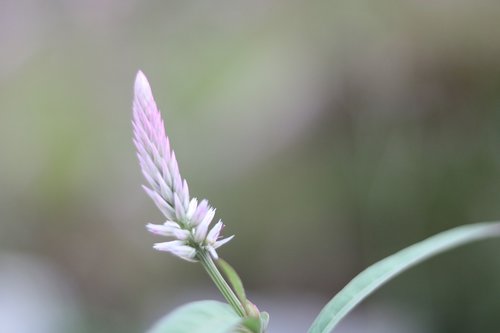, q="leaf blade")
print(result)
[308,222,500,333]
[217,258,247,304]
[147,300,242,333]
